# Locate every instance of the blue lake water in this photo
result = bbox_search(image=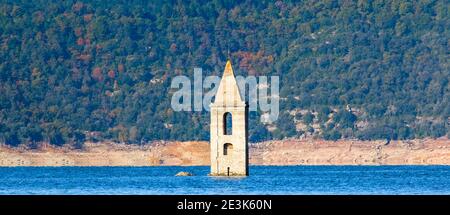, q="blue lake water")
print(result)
[0,166,449,195]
